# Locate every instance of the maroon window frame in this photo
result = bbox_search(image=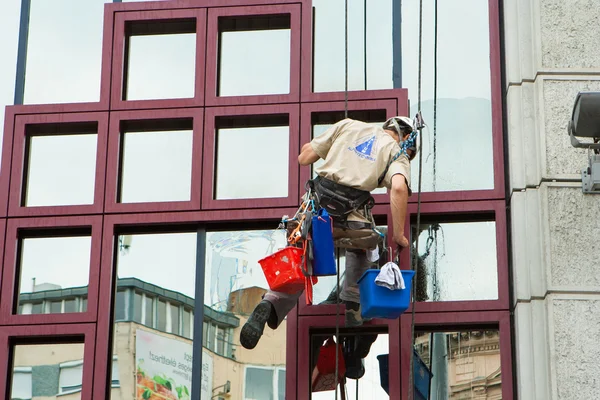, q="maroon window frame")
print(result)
[0,109,16,218]
[201,104,300,210]
[110,9,207,111]
[0,323,97,400]
[400,310,514,399]
[205,4,301,106]
[0,216,103,326]
[104,108,204,213]
[8,113,109,217]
